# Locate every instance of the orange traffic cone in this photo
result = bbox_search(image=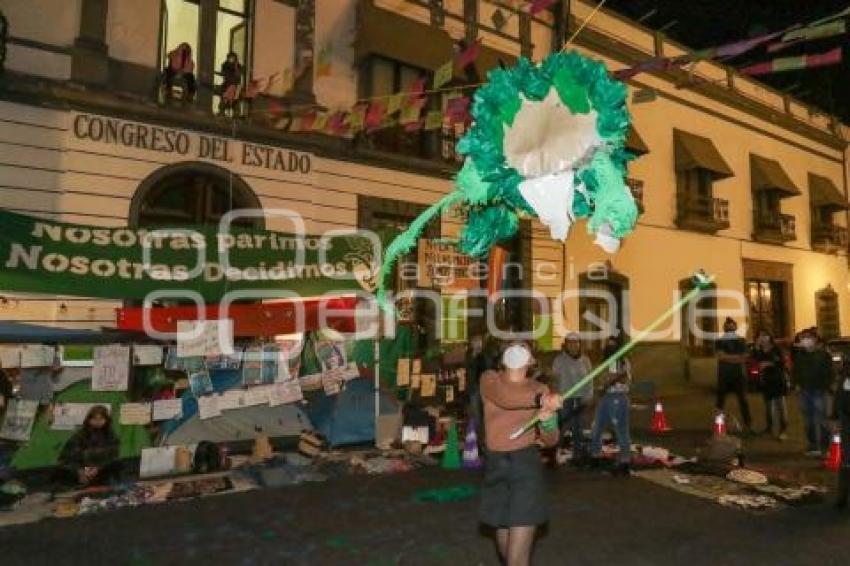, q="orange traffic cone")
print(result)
[650,401,672,433]
[714,412,727,436]
[825,433,842,472]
